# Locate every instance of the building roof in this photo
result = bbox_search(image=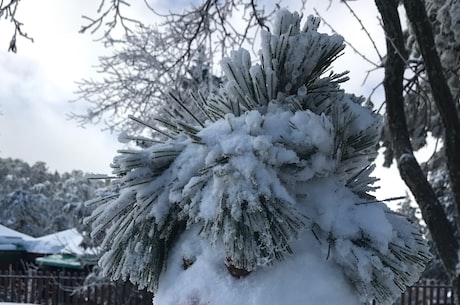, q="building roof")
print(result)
[0,224,98,269]
[0,224,34,251]
[0,224,34,240]
[36,254,85,269]
[0,224,96,256]
[24,228,84,254]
